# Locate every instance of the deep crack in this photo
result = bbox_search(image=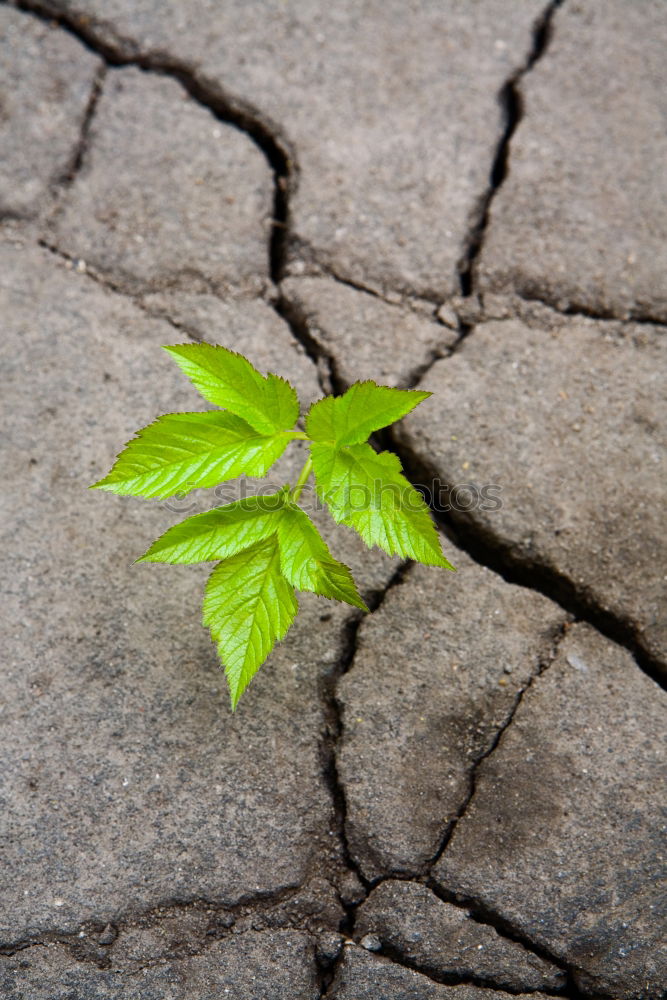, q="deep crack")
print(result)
[319,562,415,913]
[457,0,564,297]
[388,436,666,690]
[6,0,295,289]
[360,944,569,997]
[423,886,589,1000]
